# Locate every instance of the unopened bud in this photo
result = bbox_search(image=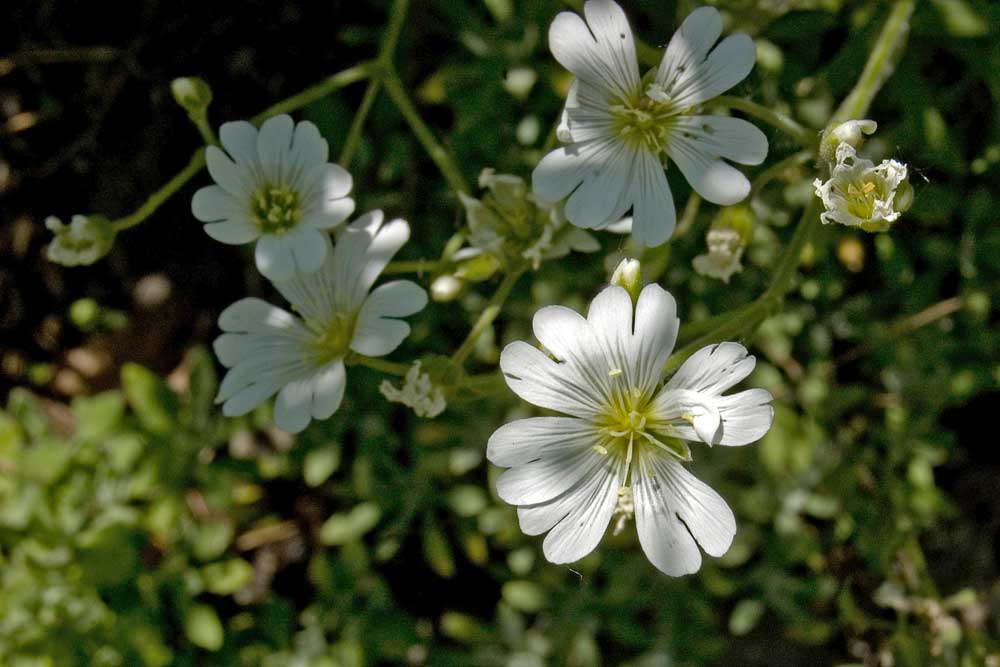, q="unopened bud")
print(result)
[610,258,642,304]
[821,119,876,163]
[170,77,213,113]
[430,275,464,302]
[454,254,502,283]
